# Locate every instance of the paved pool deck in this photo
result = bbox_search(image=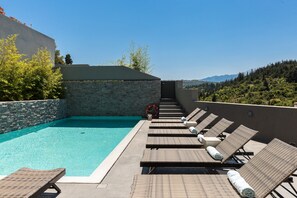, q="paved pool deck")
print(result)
[52,120,296,198]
